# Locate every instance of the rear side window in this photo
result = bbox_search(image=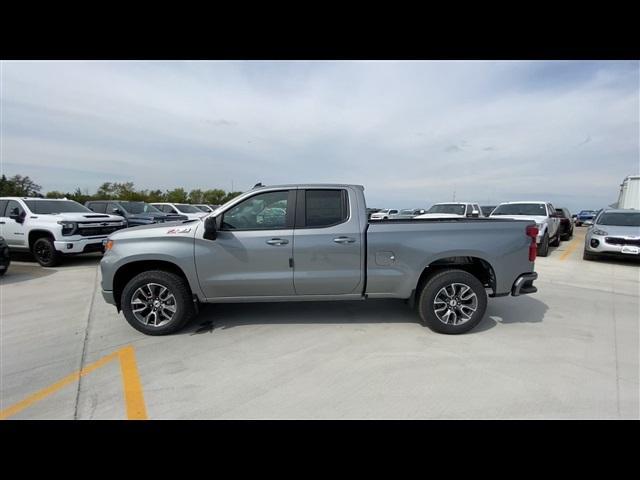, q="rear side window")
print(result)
[0,200,7,217]
[305,189,348,227]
